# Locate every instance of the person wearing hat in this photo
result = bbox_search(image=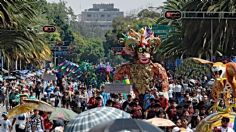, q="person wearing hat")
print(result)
[216,117,234,132]
[0,112,11,132]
